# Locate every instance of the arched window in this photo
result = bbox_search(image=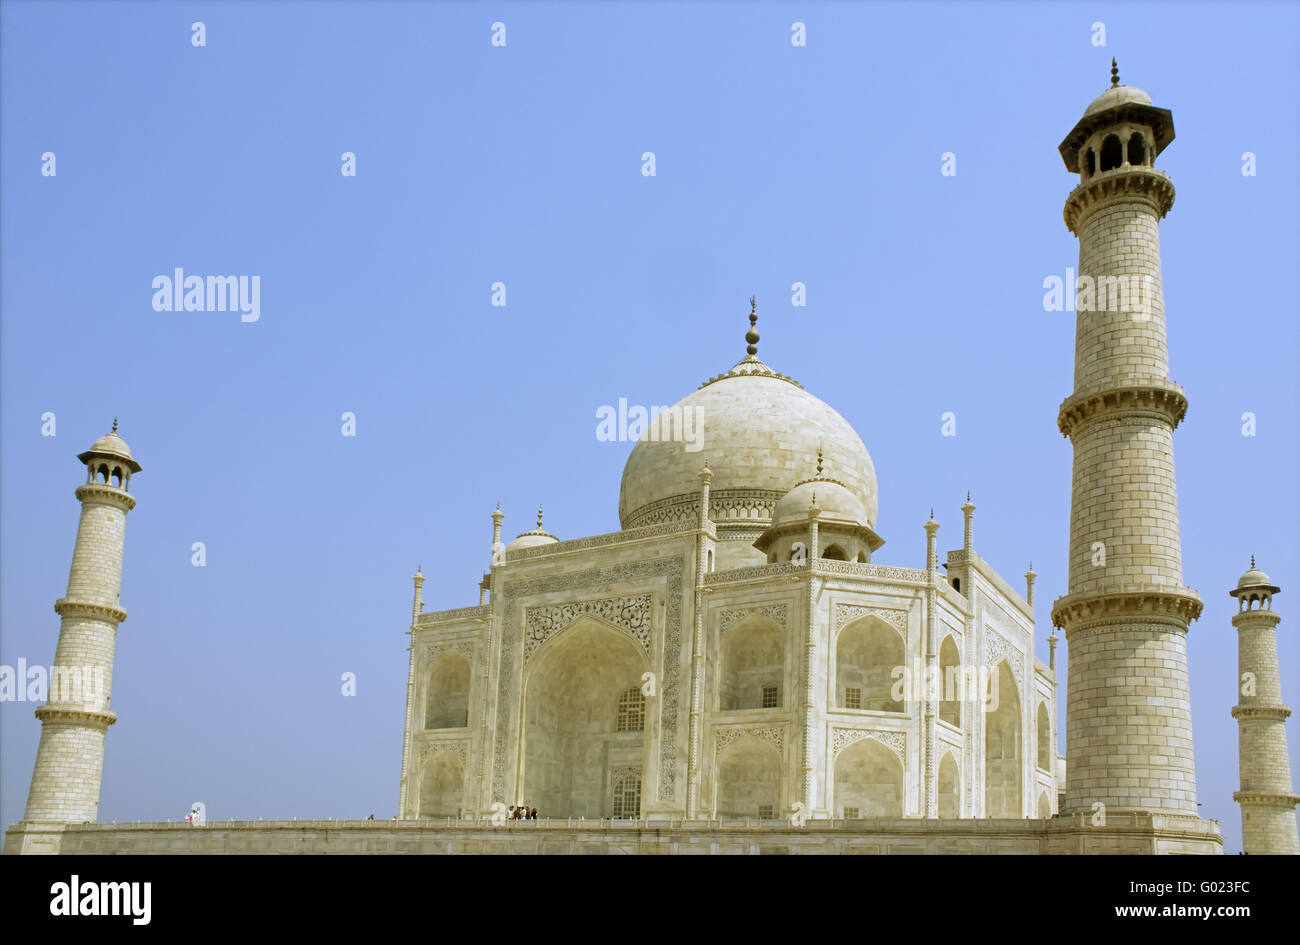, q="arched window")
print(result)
[111,467,123,487]
[1127,134,1146,166]
[611,769,641,819]
[616,687,645,732]
[822,544,848,561]
[1086,148,1097,176]
[855,551,867,563]
[1100,134,1123,171]
[97,464,109,483]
